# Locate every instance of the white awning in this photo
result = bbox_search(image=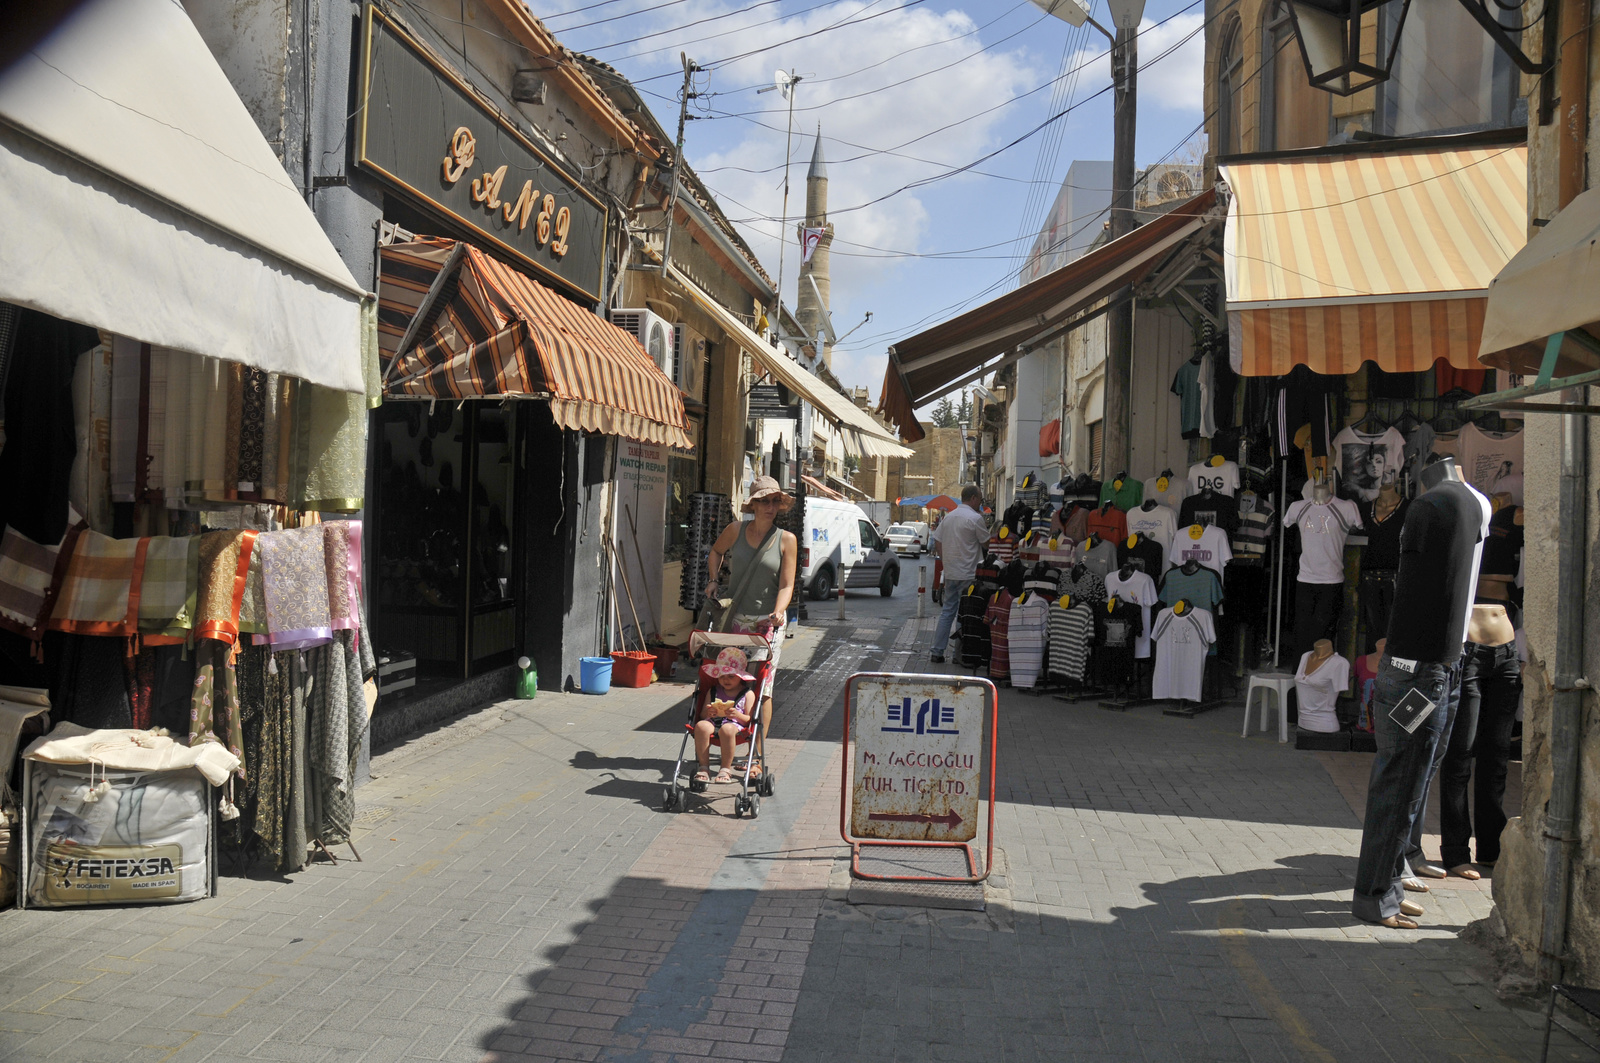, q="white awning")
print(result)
[665,265,913,459]
[0,0,369,393]
[1478,185,1600,377]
